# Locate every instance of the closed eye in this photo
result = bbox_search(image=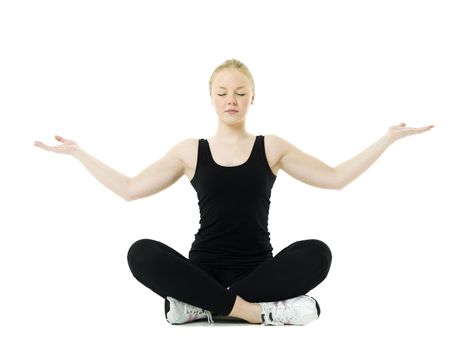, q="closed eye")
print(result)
[217,94,246,96]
